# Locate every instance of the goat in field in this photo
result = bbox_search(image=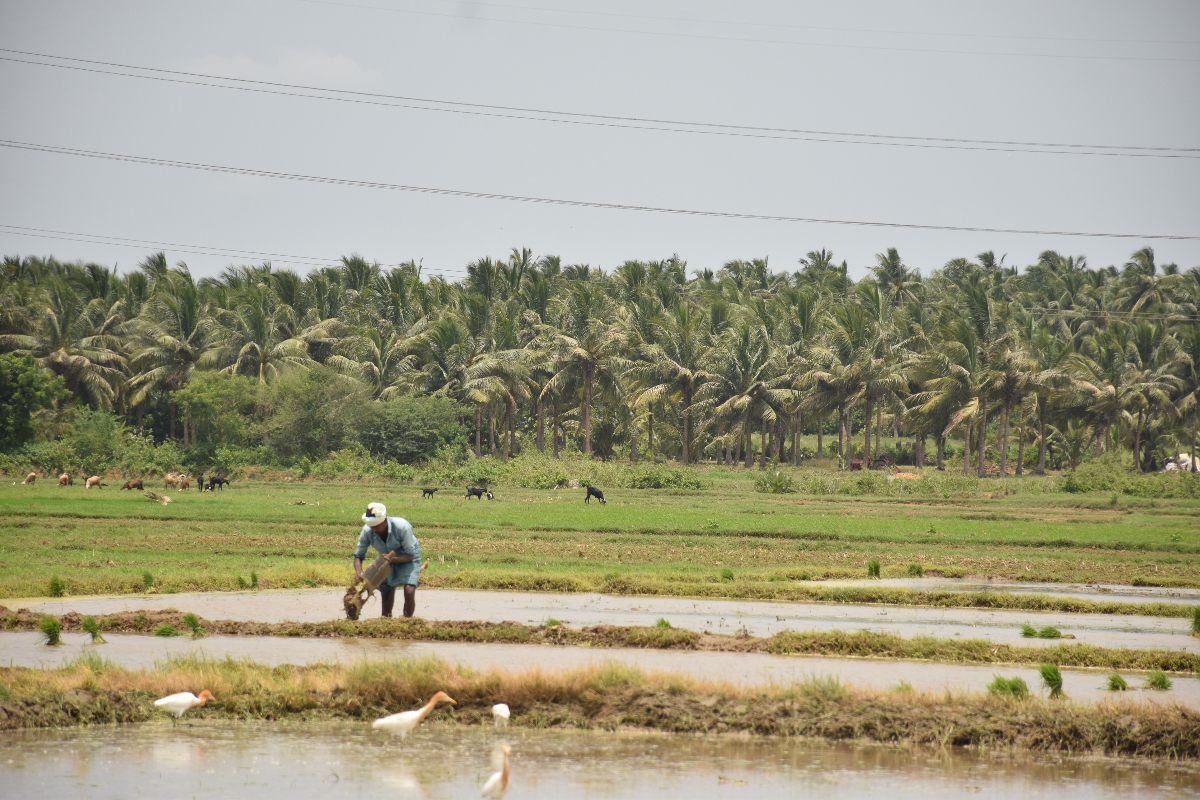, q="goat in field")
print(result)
[121,480,144,491]
[422,488,439,499]
[584,485,606,504]
[58,473,72,487]
[85,476,104,489]
[208,476,230,492]
[465,487,493,500]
